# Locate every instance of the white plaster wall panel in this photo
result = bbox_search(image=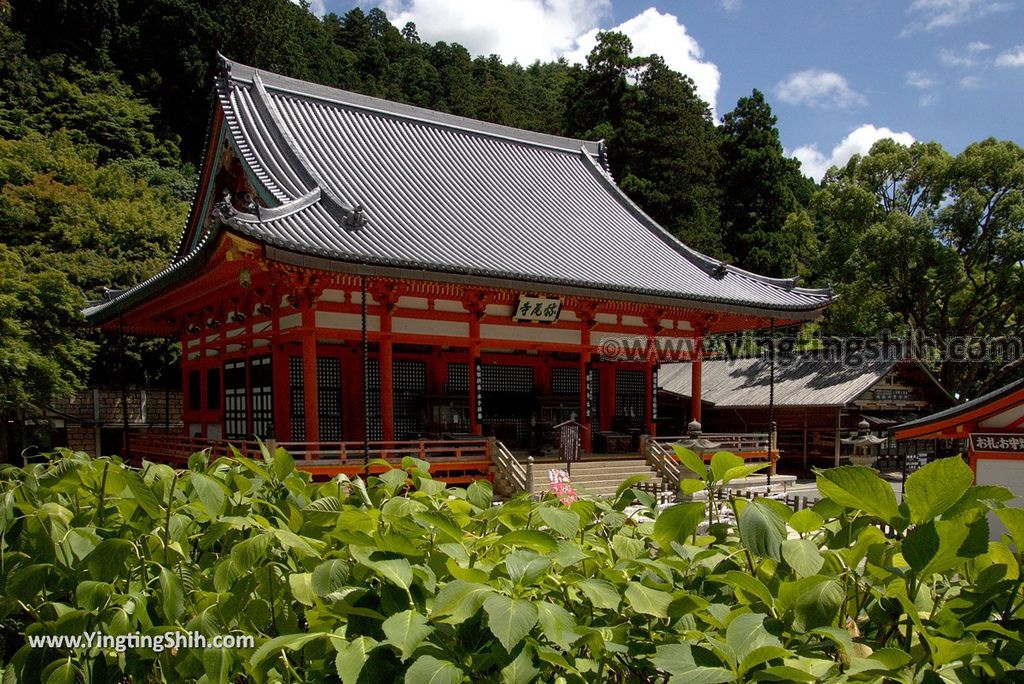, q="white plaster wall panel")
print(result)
[321,288,347,302]
[435,299,466,313]
[485,304,514,317]
[398,296,429,310]
[480,324,580,345]
[316,311,381,332]
[279,313,301,330]
[393,317,469,338]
